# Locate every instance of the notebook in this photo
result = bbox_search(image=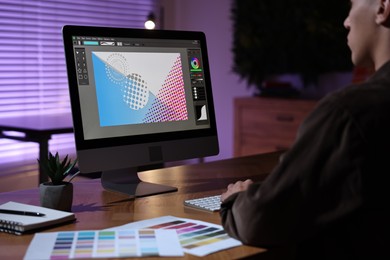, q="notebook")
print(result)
[0,201,76,235]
